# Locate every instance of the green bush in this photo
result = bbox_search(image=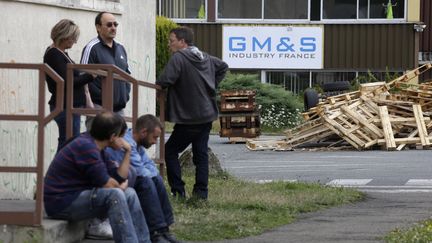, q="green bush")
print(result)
[218,72,304,130]
[156,16,178,79]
